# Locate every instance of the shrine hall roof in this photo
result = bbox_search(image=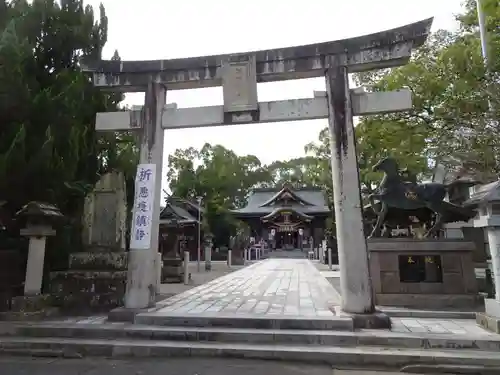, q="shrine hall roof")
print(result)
[232,186,330,217]
[159,197,202,226]
[465,180,500,206]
